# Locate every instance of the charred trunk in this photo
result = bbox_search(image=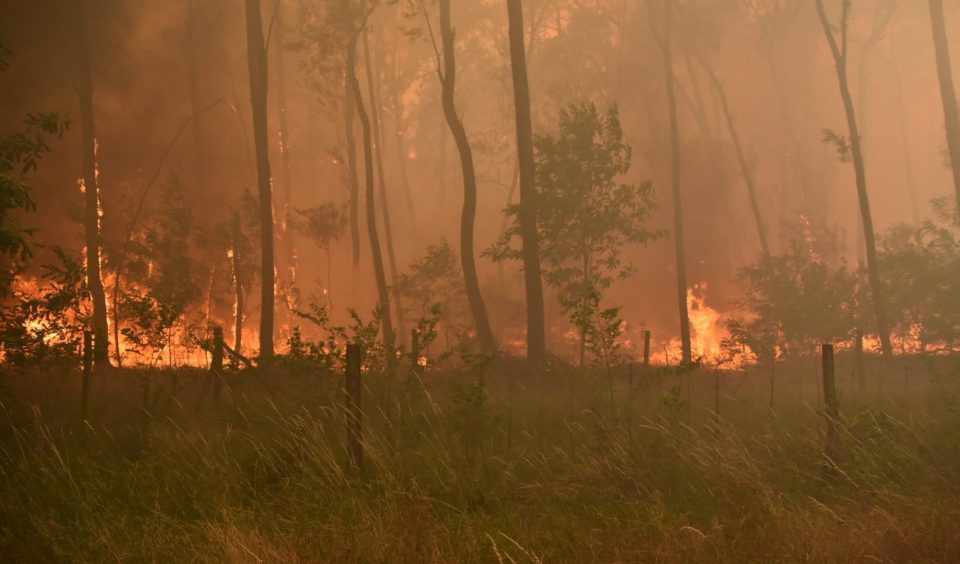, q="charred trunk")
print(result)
[347,32,394,351]
[274,0,297,325]
[506,0,547,363]
[815,0,892,357]
[76,0,110,363]
[362,31,406,342]
[344,79,361,269]
[698,58,770,258]
[244,0,275,360]
[653,0,692,366]
[928,0,960,211]
[231,212,245,354]
[439,0,497,353]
